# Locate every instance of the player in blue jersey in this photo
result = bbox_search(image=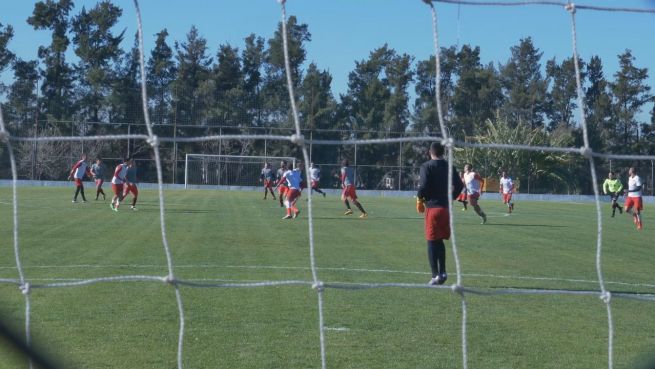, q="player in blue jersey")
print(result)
[260,162,276,200]
[280,162,303,219]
